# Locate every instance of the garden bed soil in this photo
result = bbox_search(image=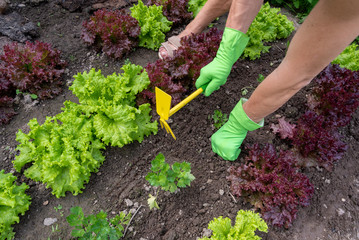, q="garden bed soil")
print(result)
[1,1,359,240]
